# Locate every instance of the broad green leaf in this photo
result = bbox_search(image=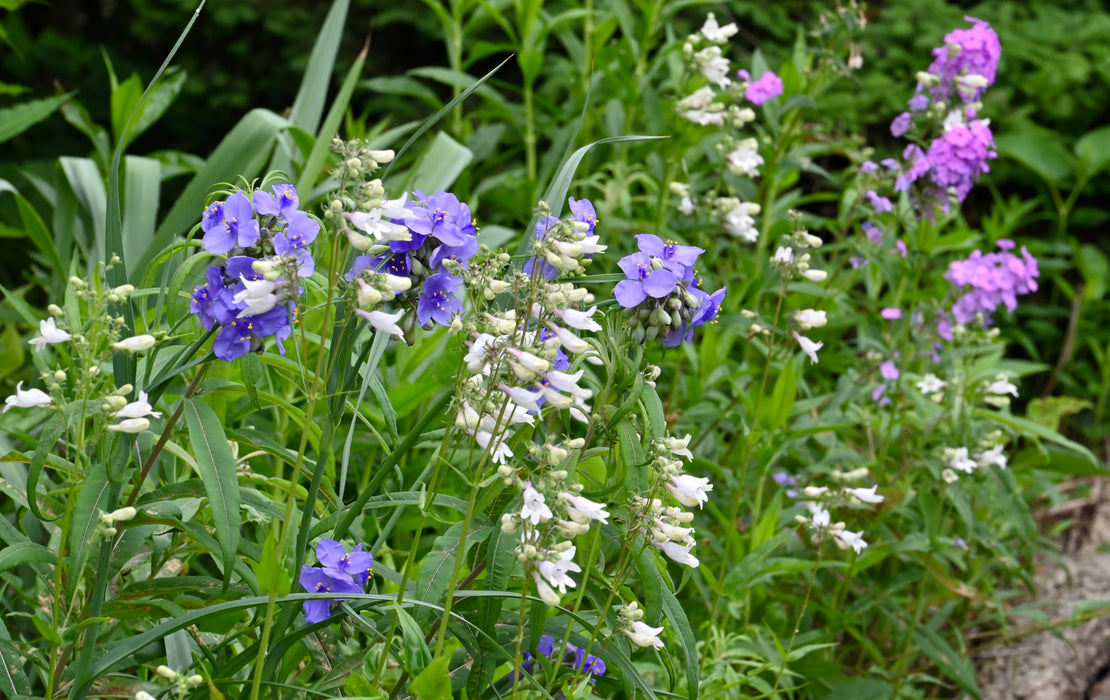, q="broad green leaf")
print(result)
[0,541,56,573]
[0,93,72,144]
[410,653,451,700]
[122,156,161,279]
[251,529,291,597]
[183,397,241,586]
[289,0,349,134]
[65,463,110,600]
[1076,243,1110,302]
[994,131,1074,183]
[59,157,107,260]
[404,131,473,194]
[1075,124,1110,177]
